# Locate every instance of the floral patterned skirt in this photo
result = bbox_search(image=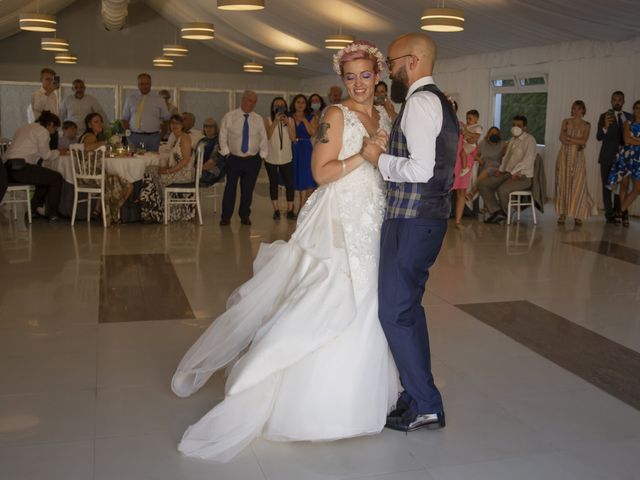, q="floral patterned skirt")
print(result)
[139,167,195,223]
